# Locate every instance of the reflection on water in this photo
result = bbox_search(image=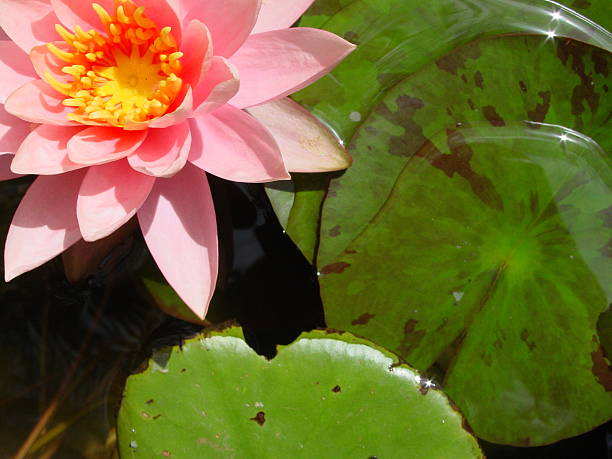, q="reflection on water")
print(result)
[299,0,611,141]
